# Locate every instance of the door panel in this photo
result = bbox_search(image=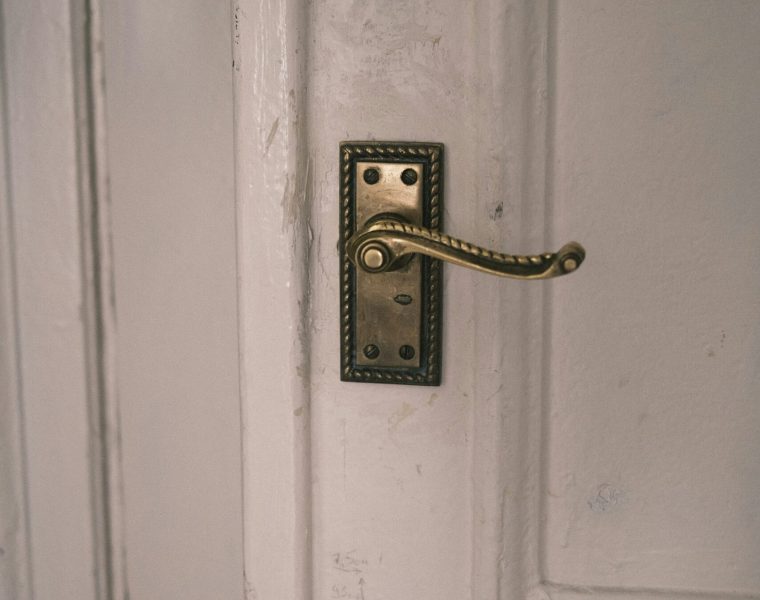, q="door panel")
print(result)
[546,2,760,594]
[237,1,550,598]
[102,1,243,598]
[237,1,760,599]
[306,2,548,598]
